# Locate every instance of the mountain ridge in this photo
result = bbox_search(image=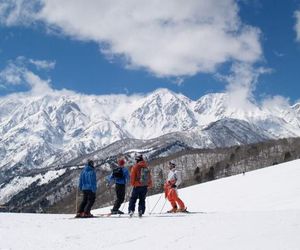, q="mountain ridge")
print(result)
[0,88,300,173]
